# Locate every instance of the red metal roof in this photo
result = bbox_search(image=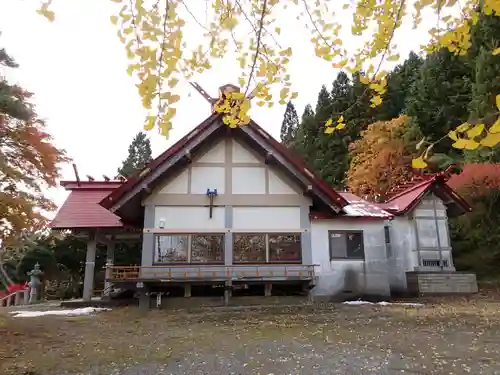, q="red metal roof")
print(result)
[50,184,124,229]
[339,192,393,218]
[100,112,349,212]
[377,174,471,215]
